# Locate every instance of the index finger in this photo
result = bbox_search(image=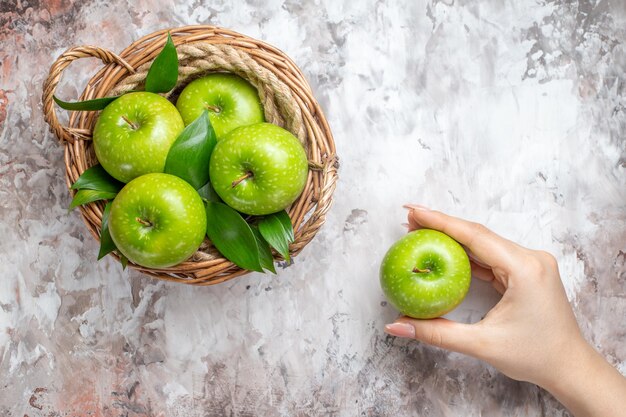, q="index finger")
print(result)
[405,206,525,274]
